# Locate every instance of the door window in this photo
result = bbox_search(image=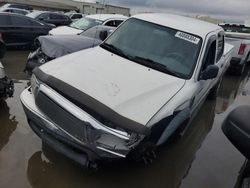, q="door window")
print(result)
[10,15,32,26]
[38,13,50,20]
[105,20,123,27]
[201,39,216,72]
[72,14,82,19]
